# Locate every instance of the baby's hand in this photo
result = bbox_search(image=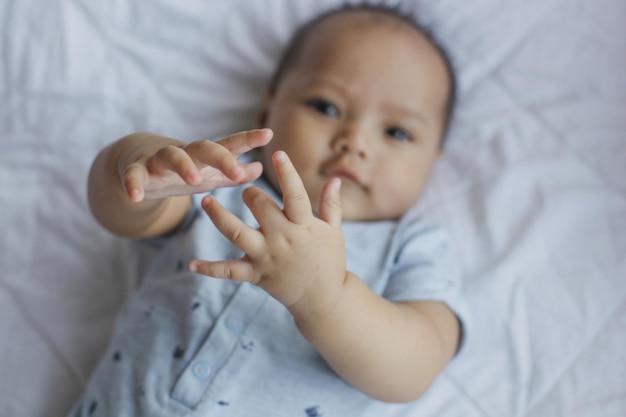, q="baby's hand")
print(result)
[121,129,272,202]
[190,151,347,318]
